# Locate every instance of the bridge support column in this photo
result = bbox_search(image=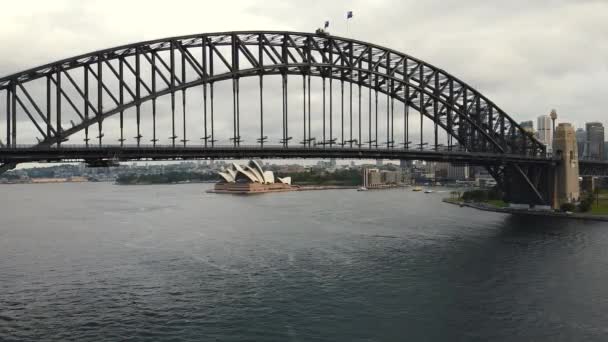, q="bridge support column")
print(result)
[552,123,580,208]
